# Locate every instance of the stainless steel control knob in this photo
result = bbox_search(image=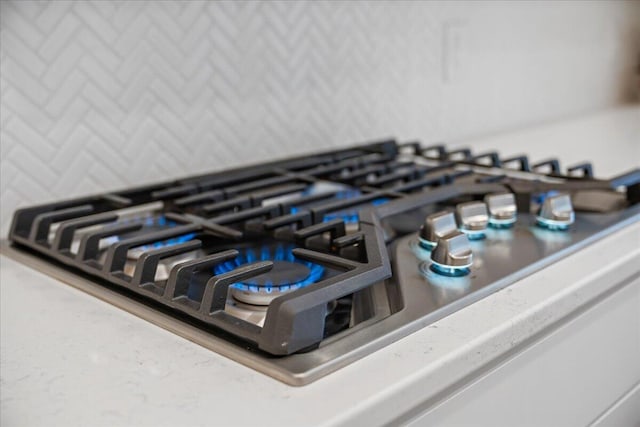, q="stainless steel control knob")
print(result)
[430,231,473,276]
[536,193,574,230]
[455,201,489,239]
[536,193,575,230]
[484,192,517,228]
[418,211,458,249]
